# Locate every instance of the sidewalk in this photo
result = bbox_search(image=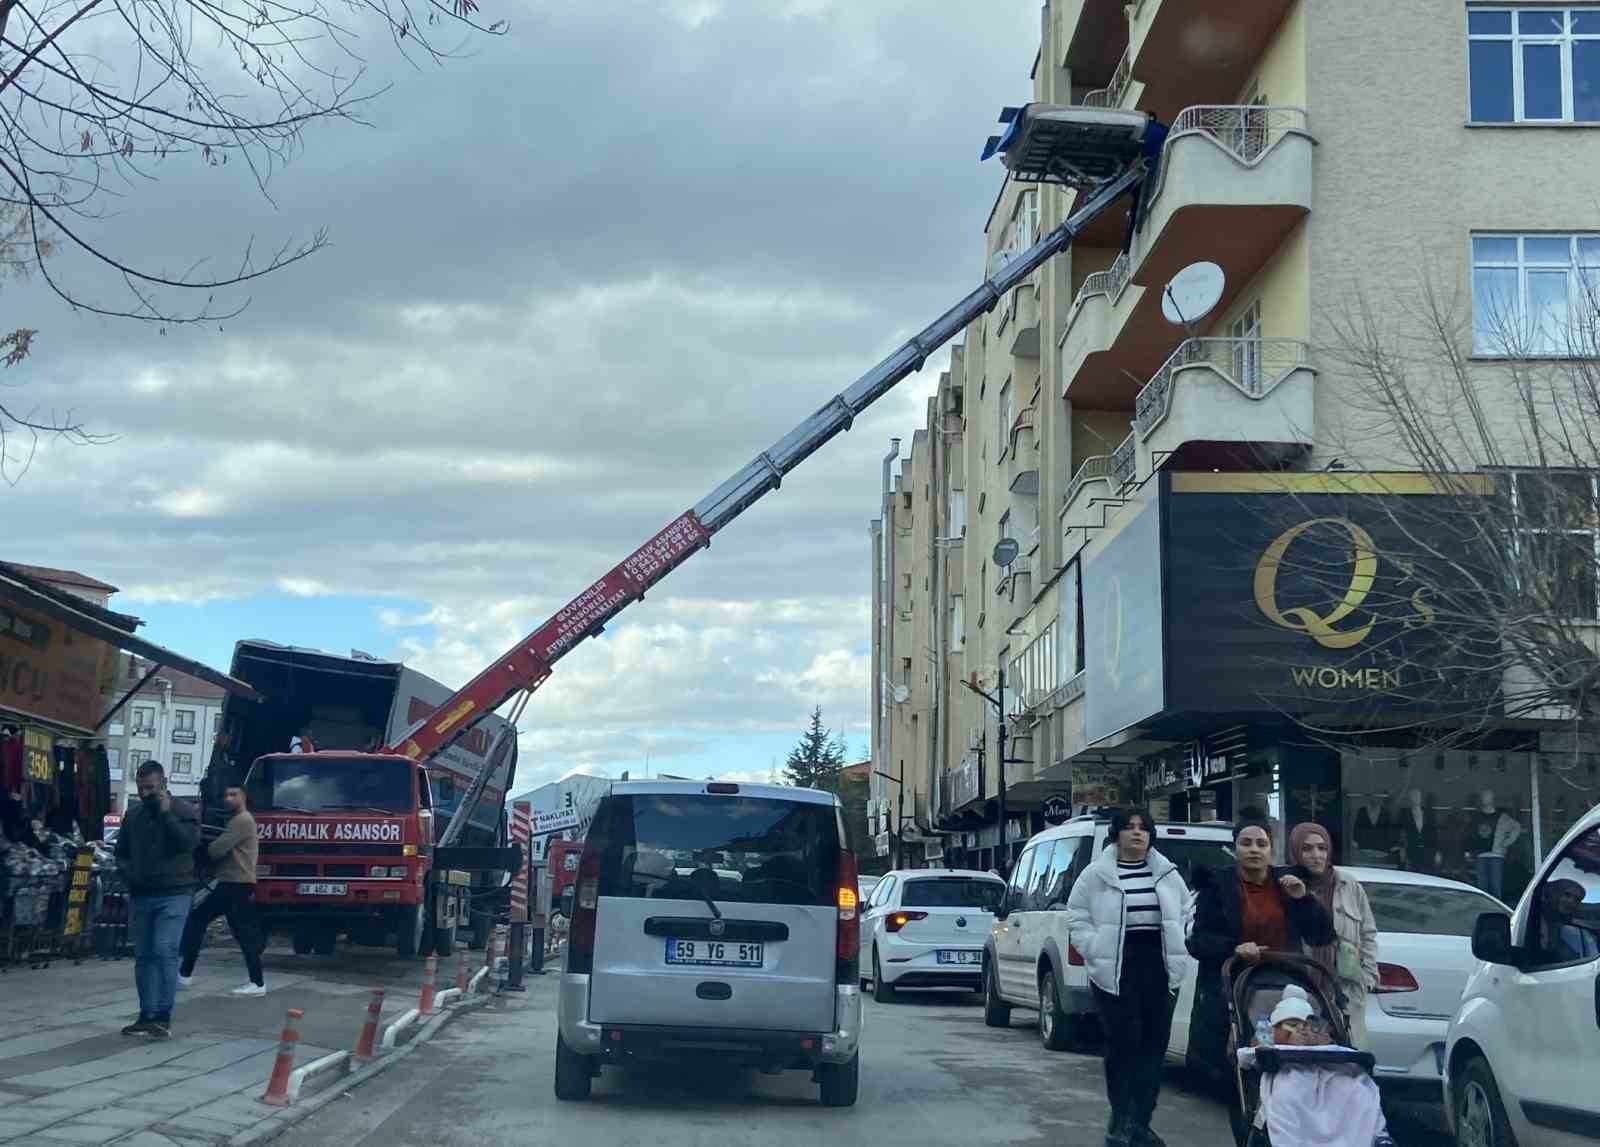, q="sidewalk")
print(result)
[0,939,496,1146]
